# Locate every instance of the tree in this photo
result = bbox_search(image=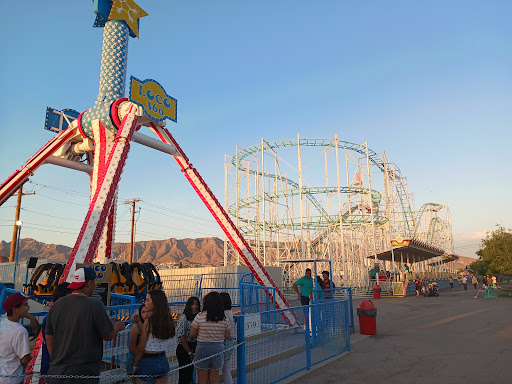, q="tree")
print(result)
[470,225,512,276]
